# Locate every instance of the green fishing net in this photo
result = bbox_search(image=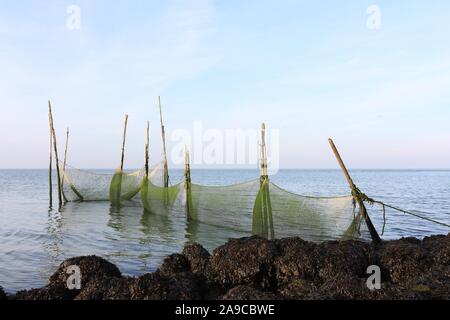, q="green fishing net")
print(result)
[59,161,145,203]
[179,175,366,242]
[59,161,369,242]
[109,169,146,205]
